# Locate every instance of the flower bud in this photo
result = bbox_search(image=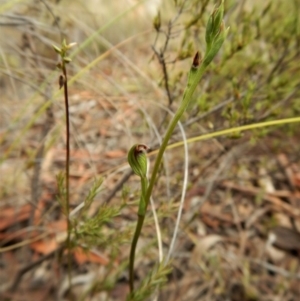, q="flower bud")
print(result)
[127,144,149,178]
[53,44,61,54]
[205,0,224,49]
[153,11,161,32]
[203,22,229,66]
[63,57,72,63]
